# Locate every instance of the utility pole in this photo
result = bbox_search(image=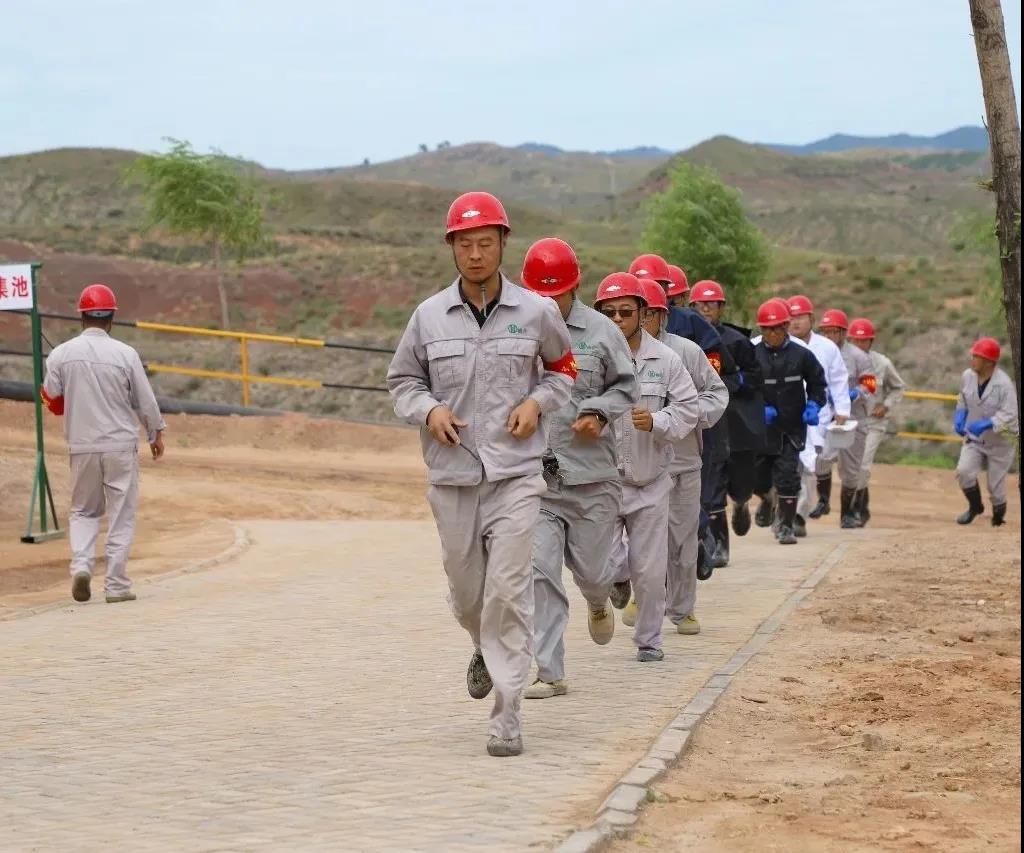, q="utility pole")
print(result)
[969,0,1021,429]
